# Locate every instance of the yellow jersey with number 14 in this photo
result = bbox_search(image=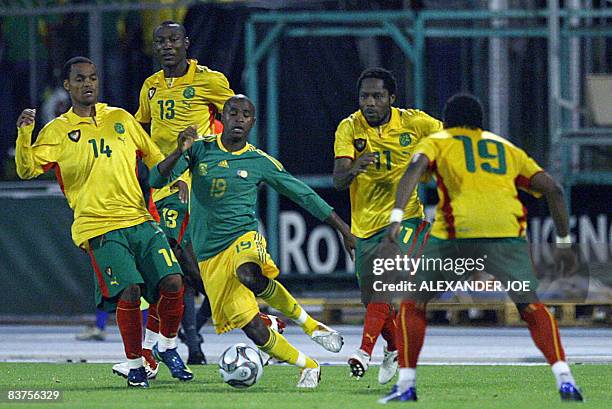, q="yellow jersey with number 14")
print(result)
[334,107,442,239]
[414,127,544,239]
[15,103,165,247]
[136,59,235,202]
